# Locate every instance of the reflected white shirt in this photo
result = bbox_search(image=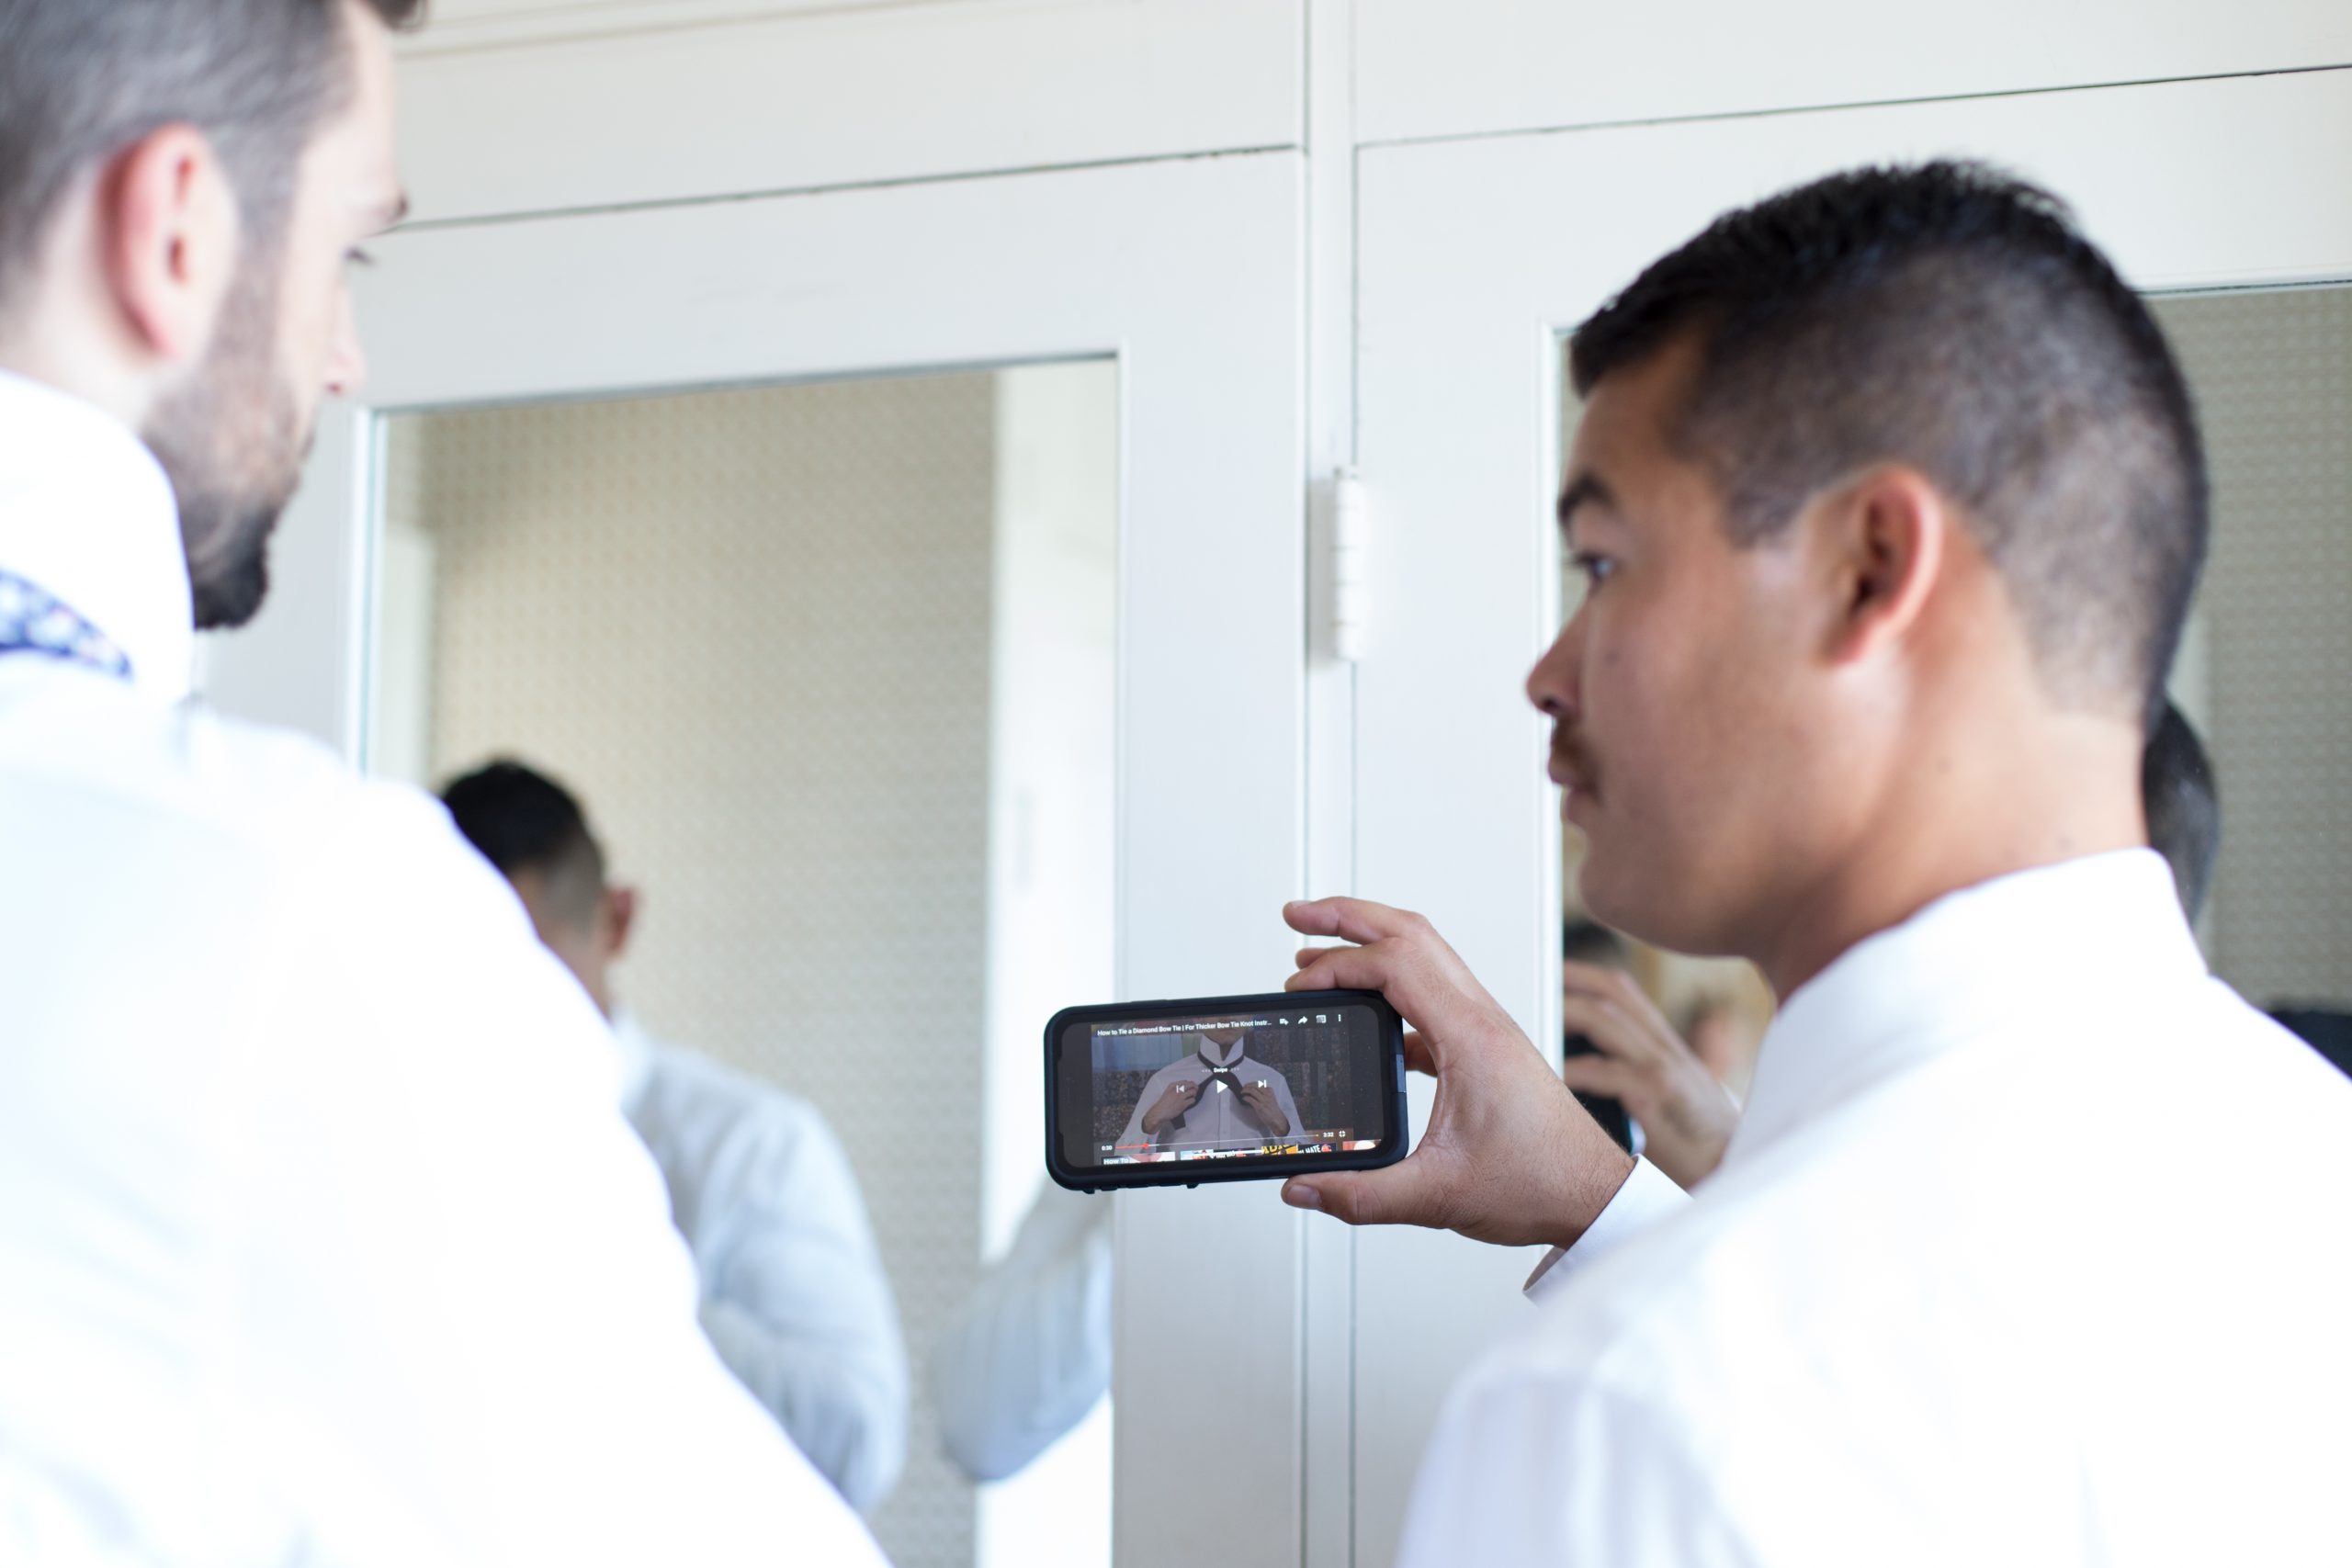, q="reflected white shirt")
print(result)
[1402,851,2352,1566]
[614,1016,909,1513]
[0,370,886,1567]
[930,1184,1113,1483]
